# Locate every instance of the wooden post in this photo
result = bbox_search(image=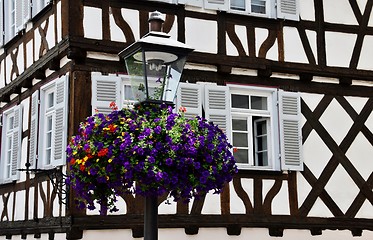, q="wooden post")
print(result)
[144,196,158,240]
